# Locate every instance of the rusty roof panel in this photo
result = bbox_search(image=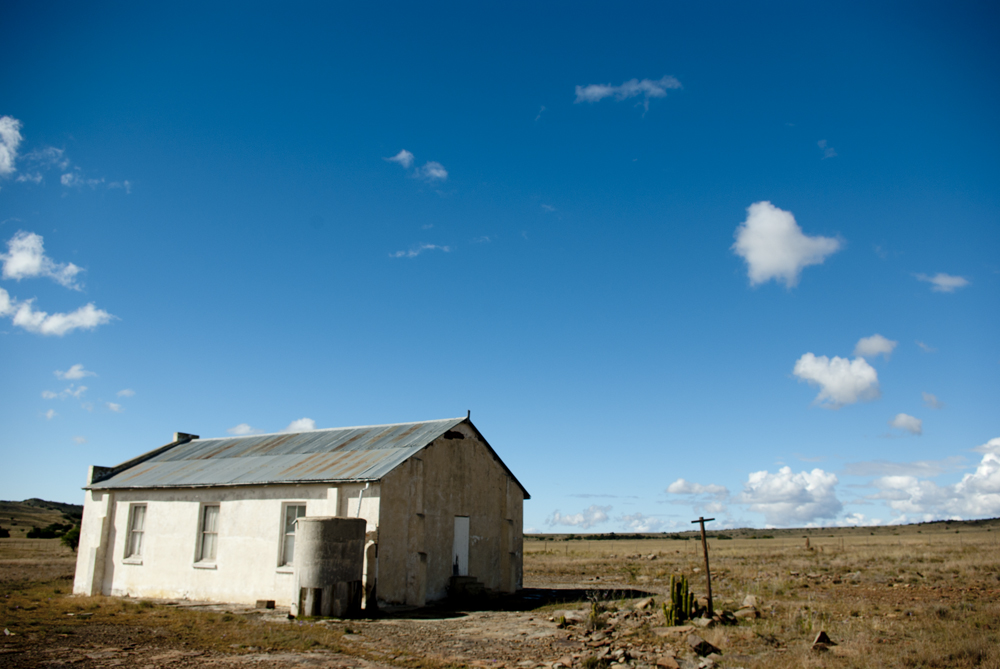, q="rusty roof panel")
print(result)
[89,417,466,489]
